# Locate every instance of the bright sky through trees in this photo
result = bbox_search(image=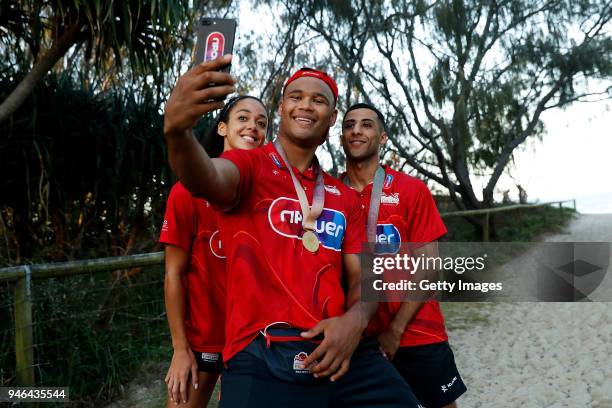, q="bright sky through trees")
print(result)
[235,1,610,213]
